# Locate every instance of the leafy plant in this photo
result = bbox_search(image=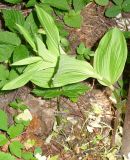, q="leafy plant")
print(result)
[95,0,109,6]
[94,28,127,87]
[2,6,97,90]
[33,82,90,102]
[3,0,37,6]
[41,0,70,11]
[0,134,8,146]
[64,10,83,28]
[1,6,127,93]
[0,103,33,159]
[0,152,16,160]
[0,0,129,157]
[105,0,130,17]
[40,0,90,28]
[9,141,24,158]
[0,109,8,131]
[3,9,25,32]
[0,31,21,62]
[9,99,28,110]
[73,0,89,11]
[0,100,58,159]
[76,42,94,61]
